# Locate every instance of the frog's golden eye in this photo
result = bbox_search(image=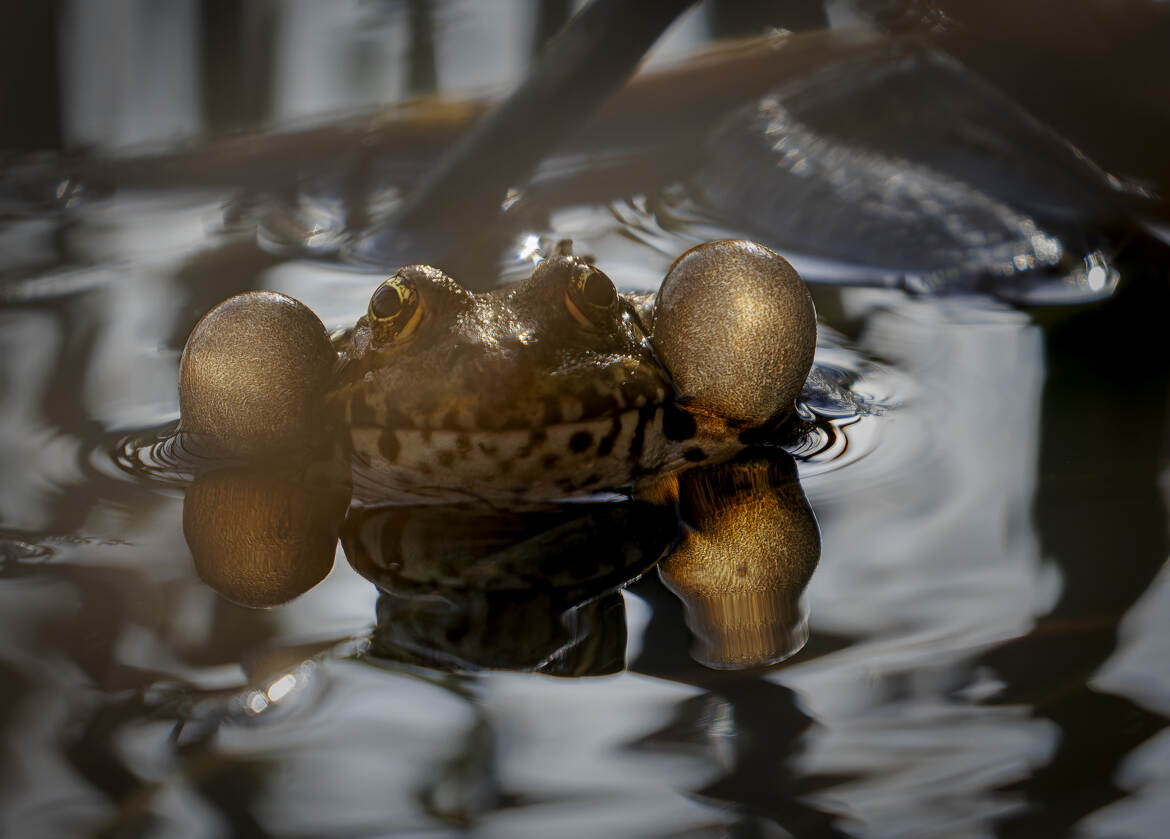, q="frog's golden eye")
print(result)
[564,266,617,328]
[368,275,423,345]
